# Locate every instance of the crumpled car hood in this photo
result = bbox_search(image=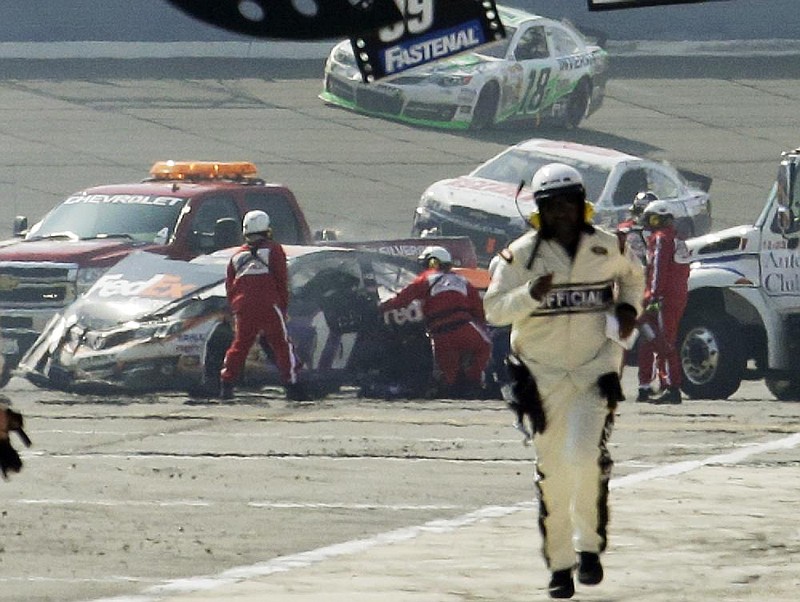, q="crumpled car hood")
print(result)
[424,176,534,219]
[66,251,224,328]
